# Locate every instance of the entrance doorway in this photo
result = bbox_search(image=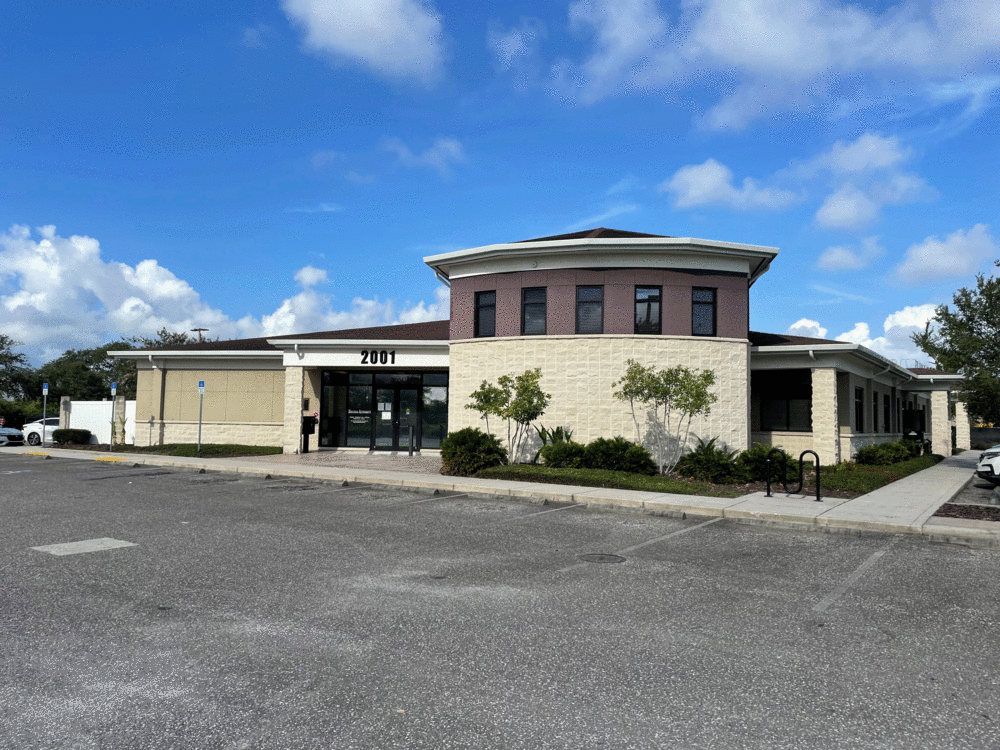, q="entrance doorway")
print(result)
[319,371,448,451]
[374,386,418,450]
